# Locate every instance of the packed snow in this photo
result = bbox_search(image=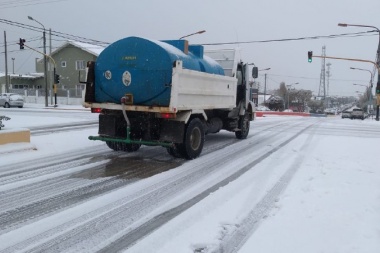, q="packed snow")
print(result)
[0,104,379,252]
